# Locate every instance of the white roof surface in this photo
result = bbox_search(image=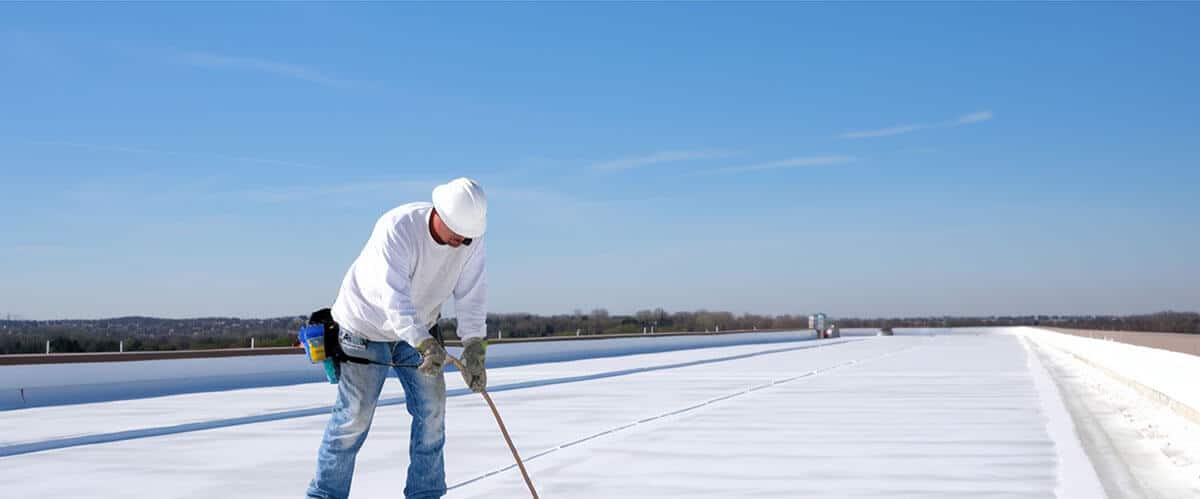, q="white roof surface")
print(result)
[0,331,1107,498]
